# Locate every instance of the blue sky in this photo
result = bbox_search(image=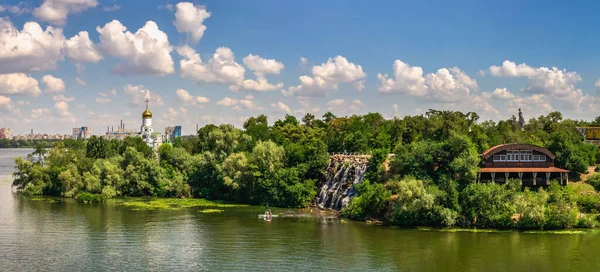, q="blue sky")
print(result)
[1,0,600,135]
